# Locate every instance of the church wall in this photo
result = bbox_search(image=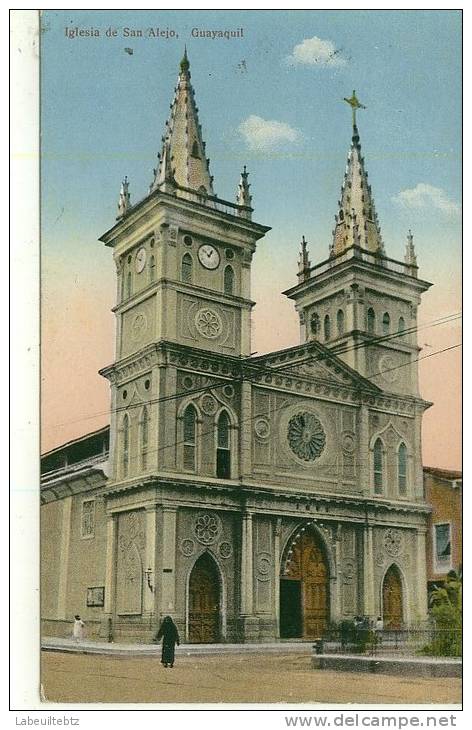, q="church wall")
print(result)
[65,495,107,624]
[251,386,360,495]
[40,499,63,619]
